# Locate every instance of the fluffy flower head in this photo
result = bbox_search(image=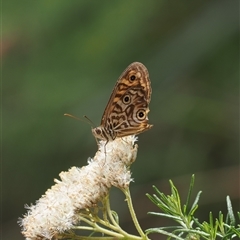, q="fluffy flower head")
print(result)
[19,136,138,240]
